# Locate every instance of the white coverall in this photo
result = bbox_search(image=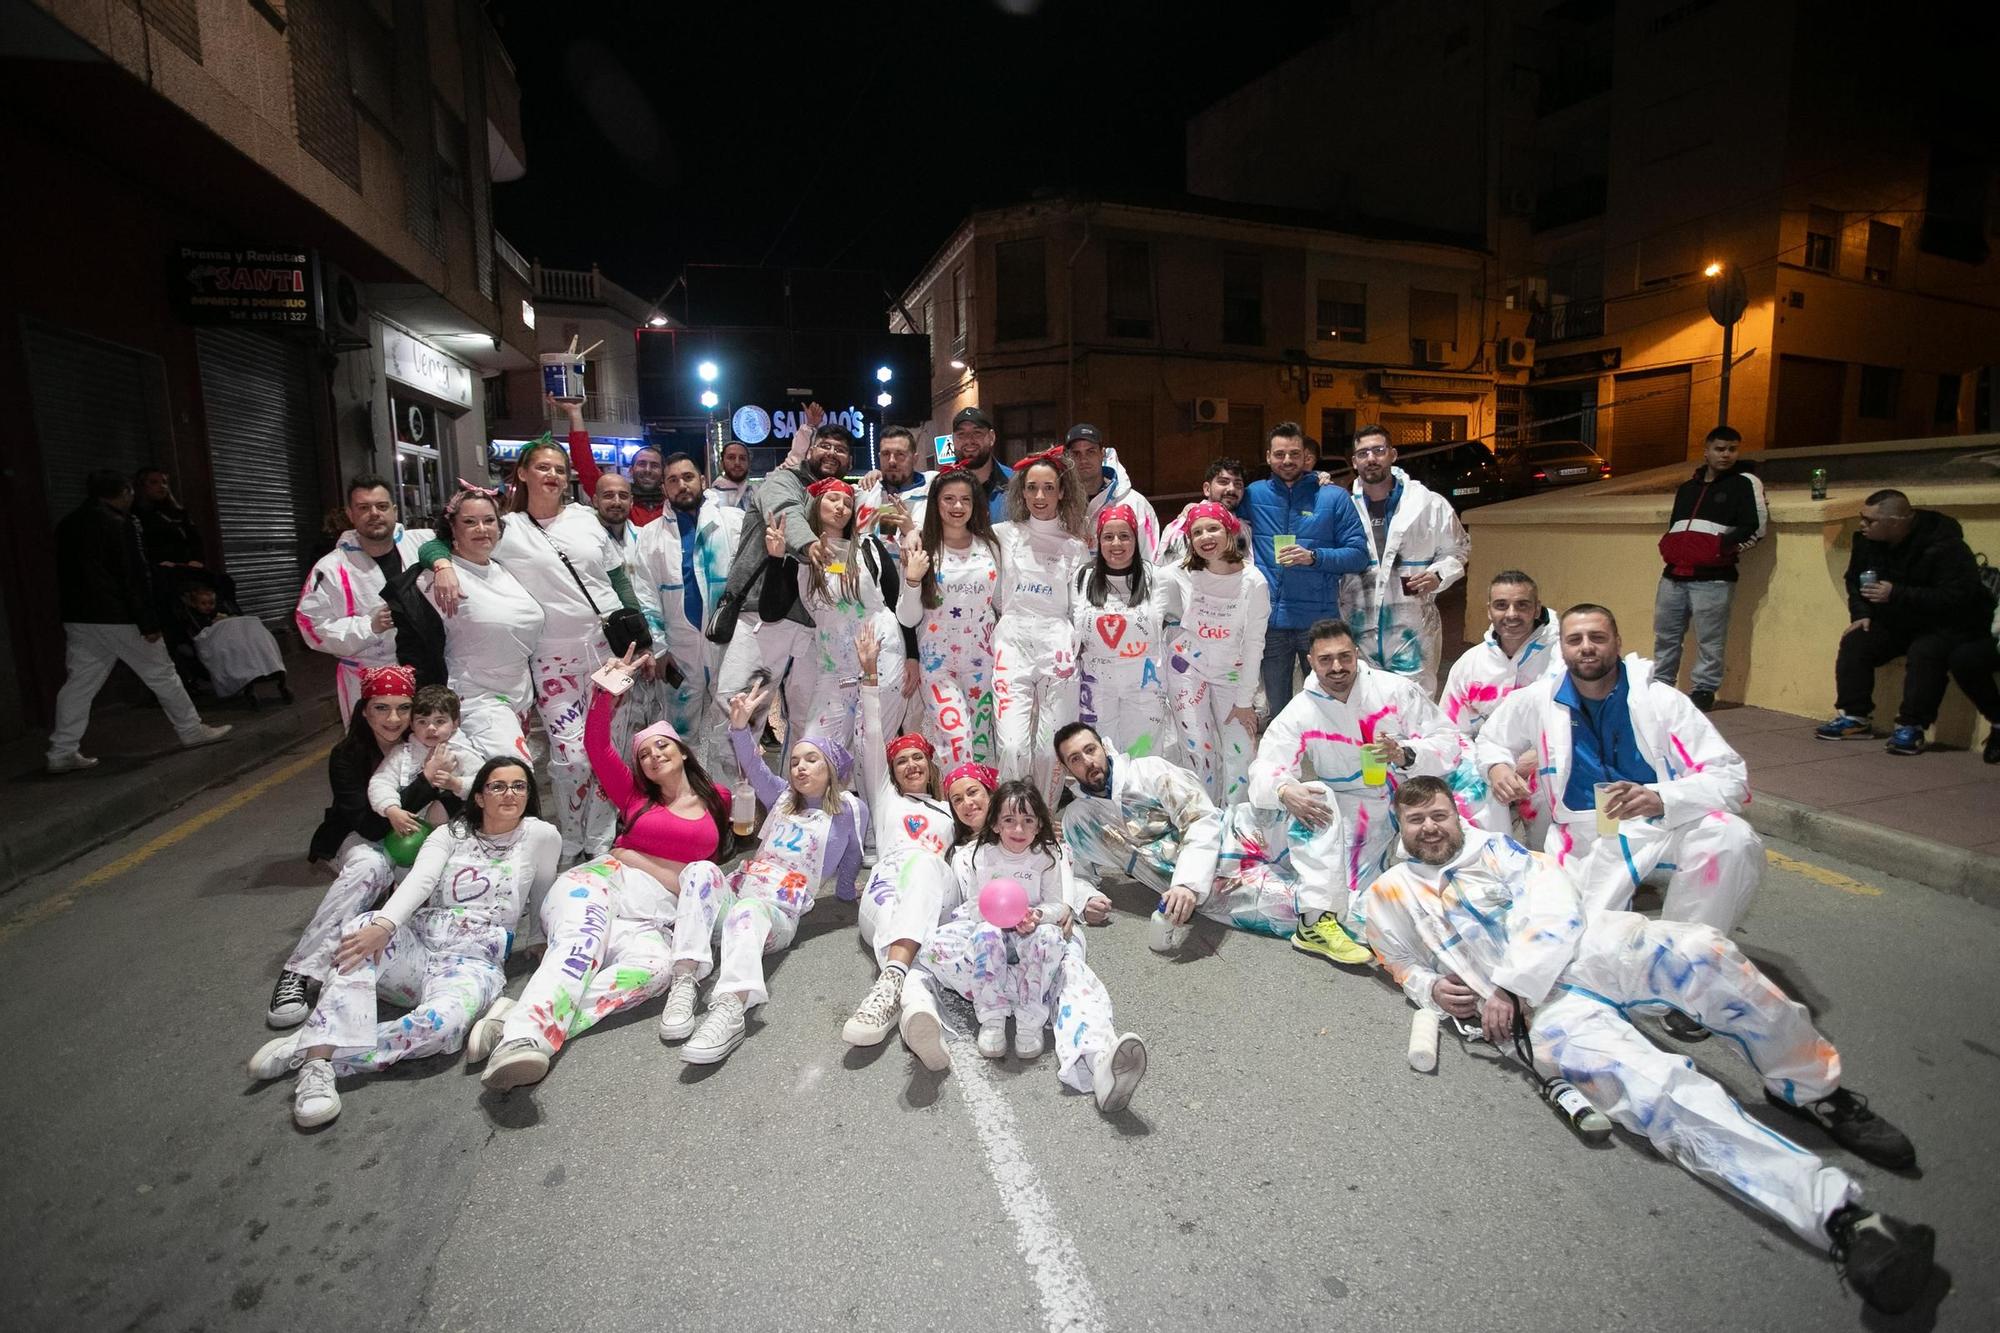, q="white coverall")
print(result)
[1361,827,1858,1247]
[633,502,746,787]
[918,841,1119,1094]
[1162,564,1271,803]
[429,556,543,770]
[991,519,1088,804]
[1340,470,1470,695]
[896,539,1000,768]
[367,733,482,827]
[1248,662,1468,919]
[1439,611,1563,838]
[779,536,907,750]
[1071,568,1175,763]
[1061,751,1316,939]
[1082,473,1161,554]
[293,526,431,723]
[1473,655,1763,933]
[854,684,960,966]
